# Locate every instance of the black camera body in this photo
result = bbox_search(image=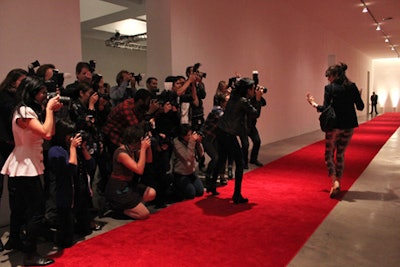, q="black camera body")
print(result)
[257,86,268,94]
[89,60,96,73]
[47,92,71,104]
[28,60,40,76]
[75,130,90,142]
[45,69,65,92]
[252,70,268,94]
[130,72,143,83]
[193,63,207,79]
